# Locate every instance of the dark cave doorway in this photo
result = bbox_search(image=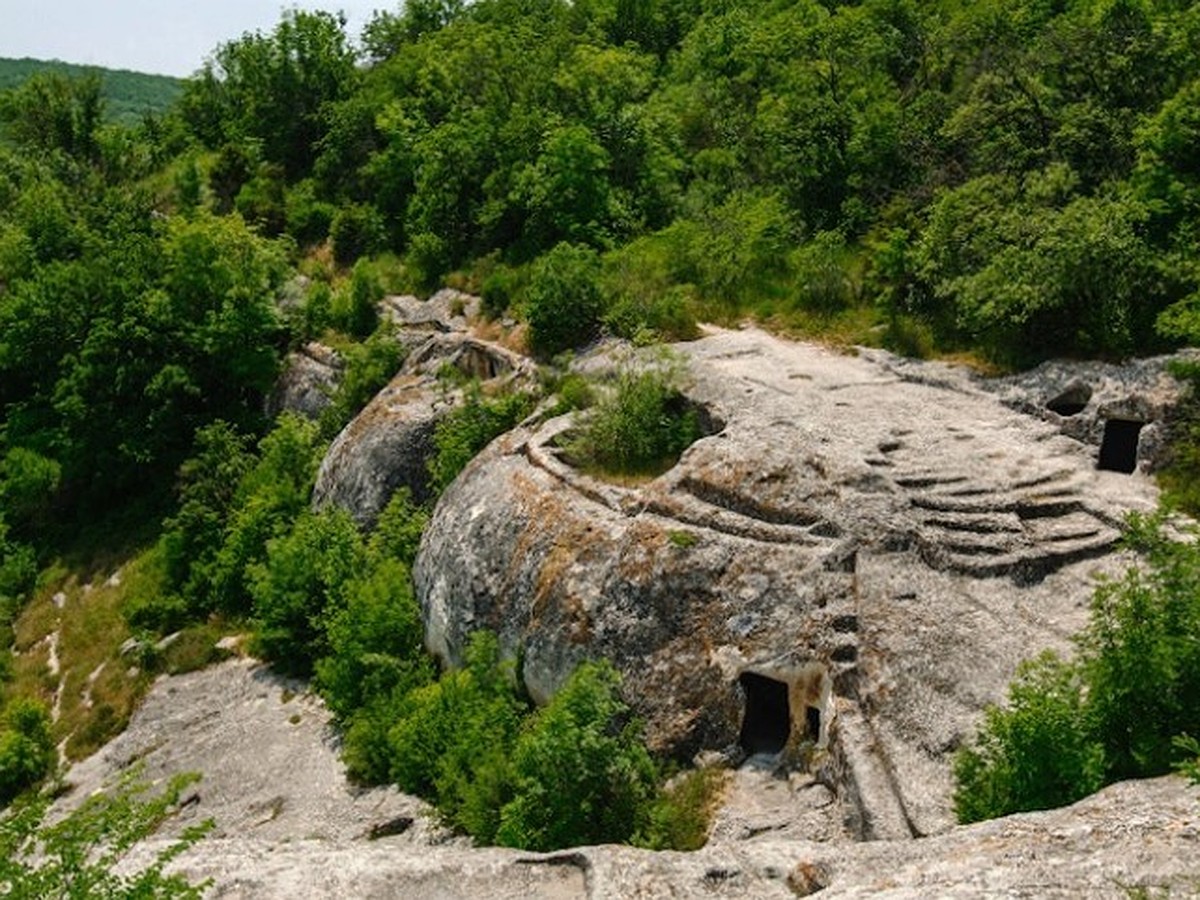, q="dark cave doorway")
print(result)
[1098,419,1144,474]
[738,672,791,755]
